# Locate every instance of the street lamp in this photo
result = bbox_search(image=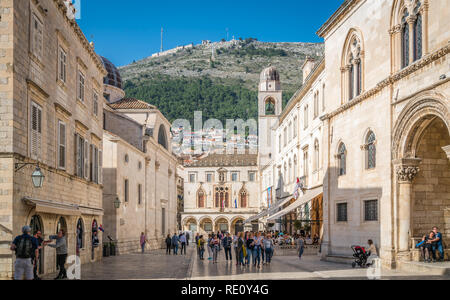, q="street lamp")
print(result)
[15,163,45,188]
[31,166,45,188]
[113,197,121,209]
